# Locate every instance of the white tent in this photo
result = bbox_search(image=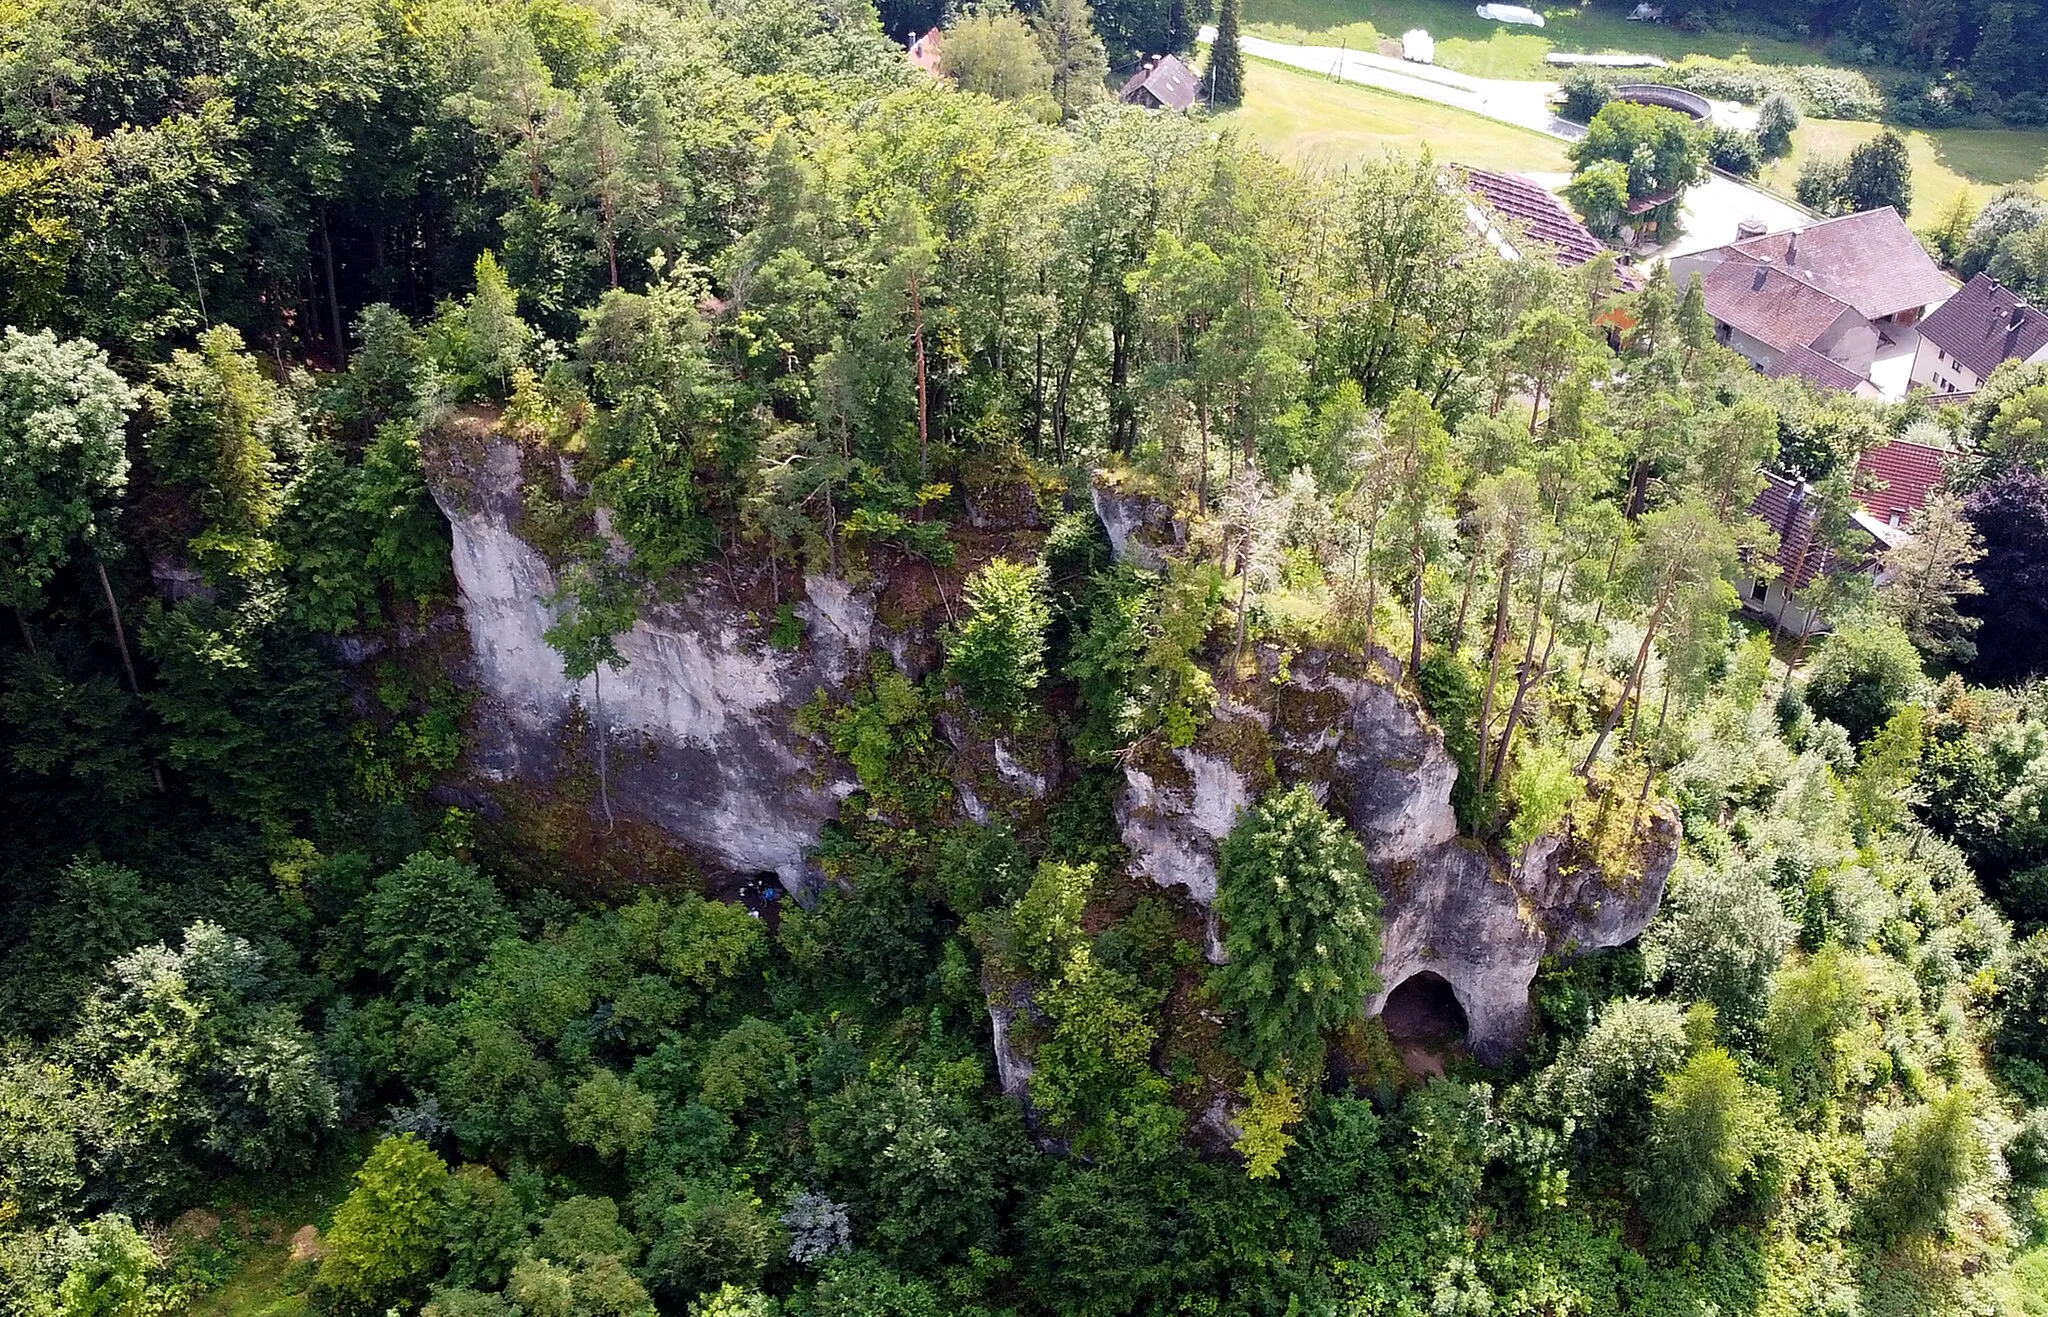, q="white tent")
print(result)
[1475,3,1545,25]
[1401,28,1436,62]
